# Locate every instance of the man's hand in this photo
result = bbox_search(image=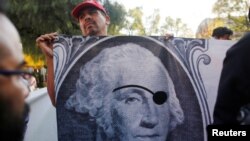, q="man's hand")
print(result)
[36,32,57,106]
[165,33,174,40]
[36,32,58,59]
